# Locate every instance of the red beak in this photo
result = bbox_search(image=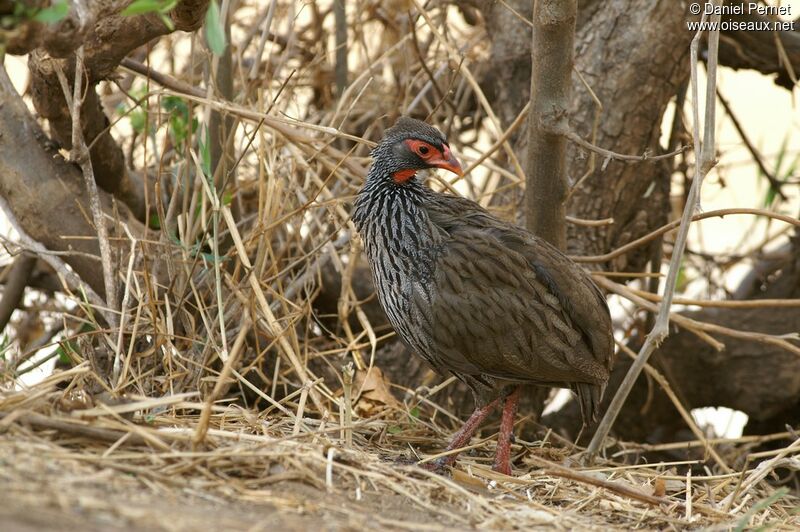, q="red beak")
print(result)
[430,145,464,176]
